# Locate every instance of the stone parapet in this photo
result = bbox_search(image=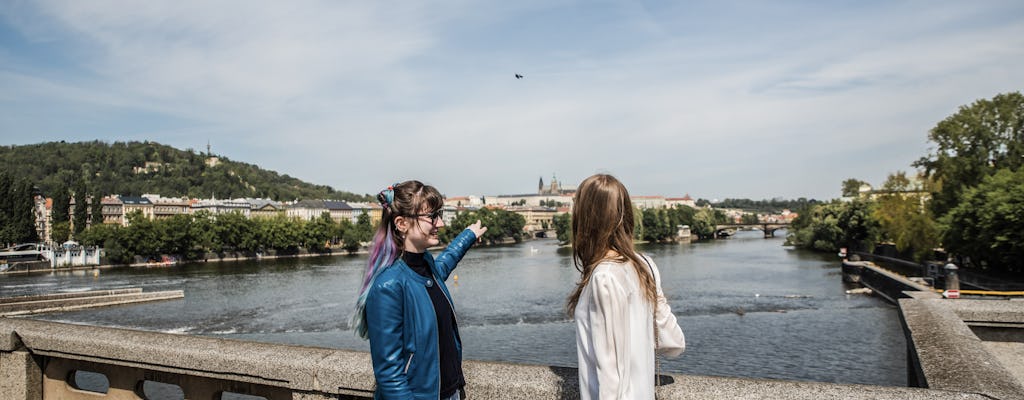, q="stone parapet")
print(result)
[899,297,1024,399]
[0,317,993,400]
